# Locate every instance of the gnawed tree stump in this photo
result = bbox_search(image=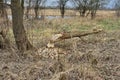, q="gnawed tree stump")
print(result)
[0,29,6,48]
[0,35,4,48]
[47,29,103,48]
[0,28,11,49]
